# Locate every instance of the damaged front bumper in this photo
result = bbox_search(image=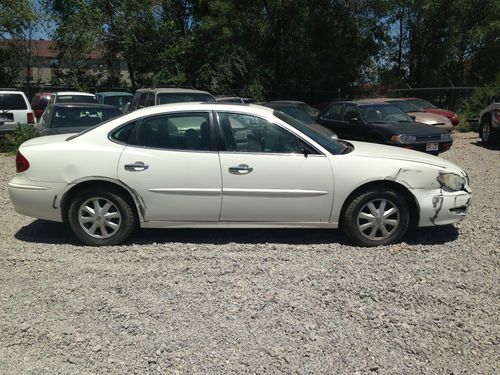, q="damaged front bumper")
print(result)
[412,188,472,227]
